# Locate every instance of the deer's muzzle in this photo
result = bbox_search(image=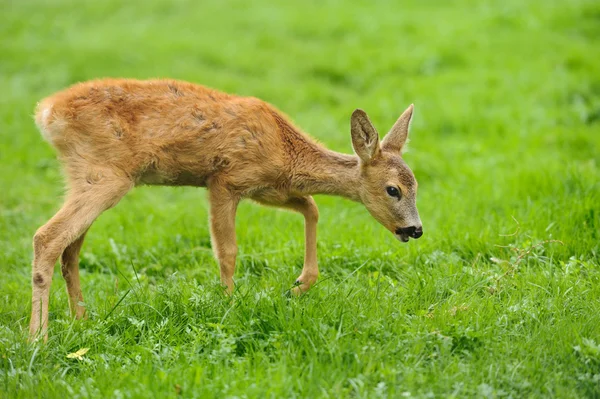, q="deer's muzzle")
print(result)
[395,225,423,240]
